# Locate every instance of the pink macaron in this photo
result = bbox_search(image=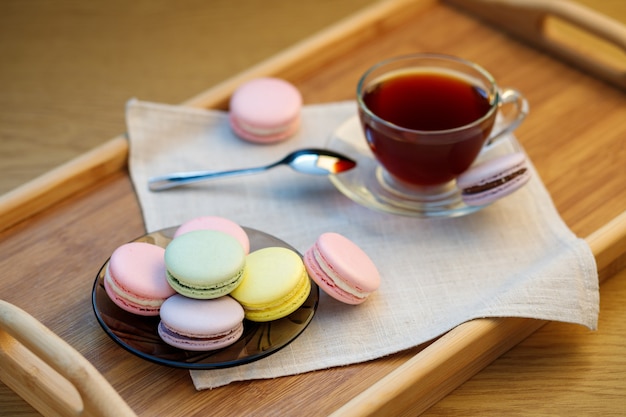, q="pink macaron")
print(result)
[104,242,176,316]
[457,152,531,206]
[304,232,380,305]
[158,294,244,351]
[229,77,302,143]
[173,216,250,254]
